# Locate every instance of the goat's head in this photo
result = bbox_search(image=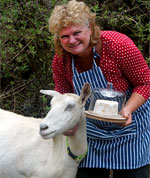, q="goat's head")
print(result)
[39,83,91,139]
